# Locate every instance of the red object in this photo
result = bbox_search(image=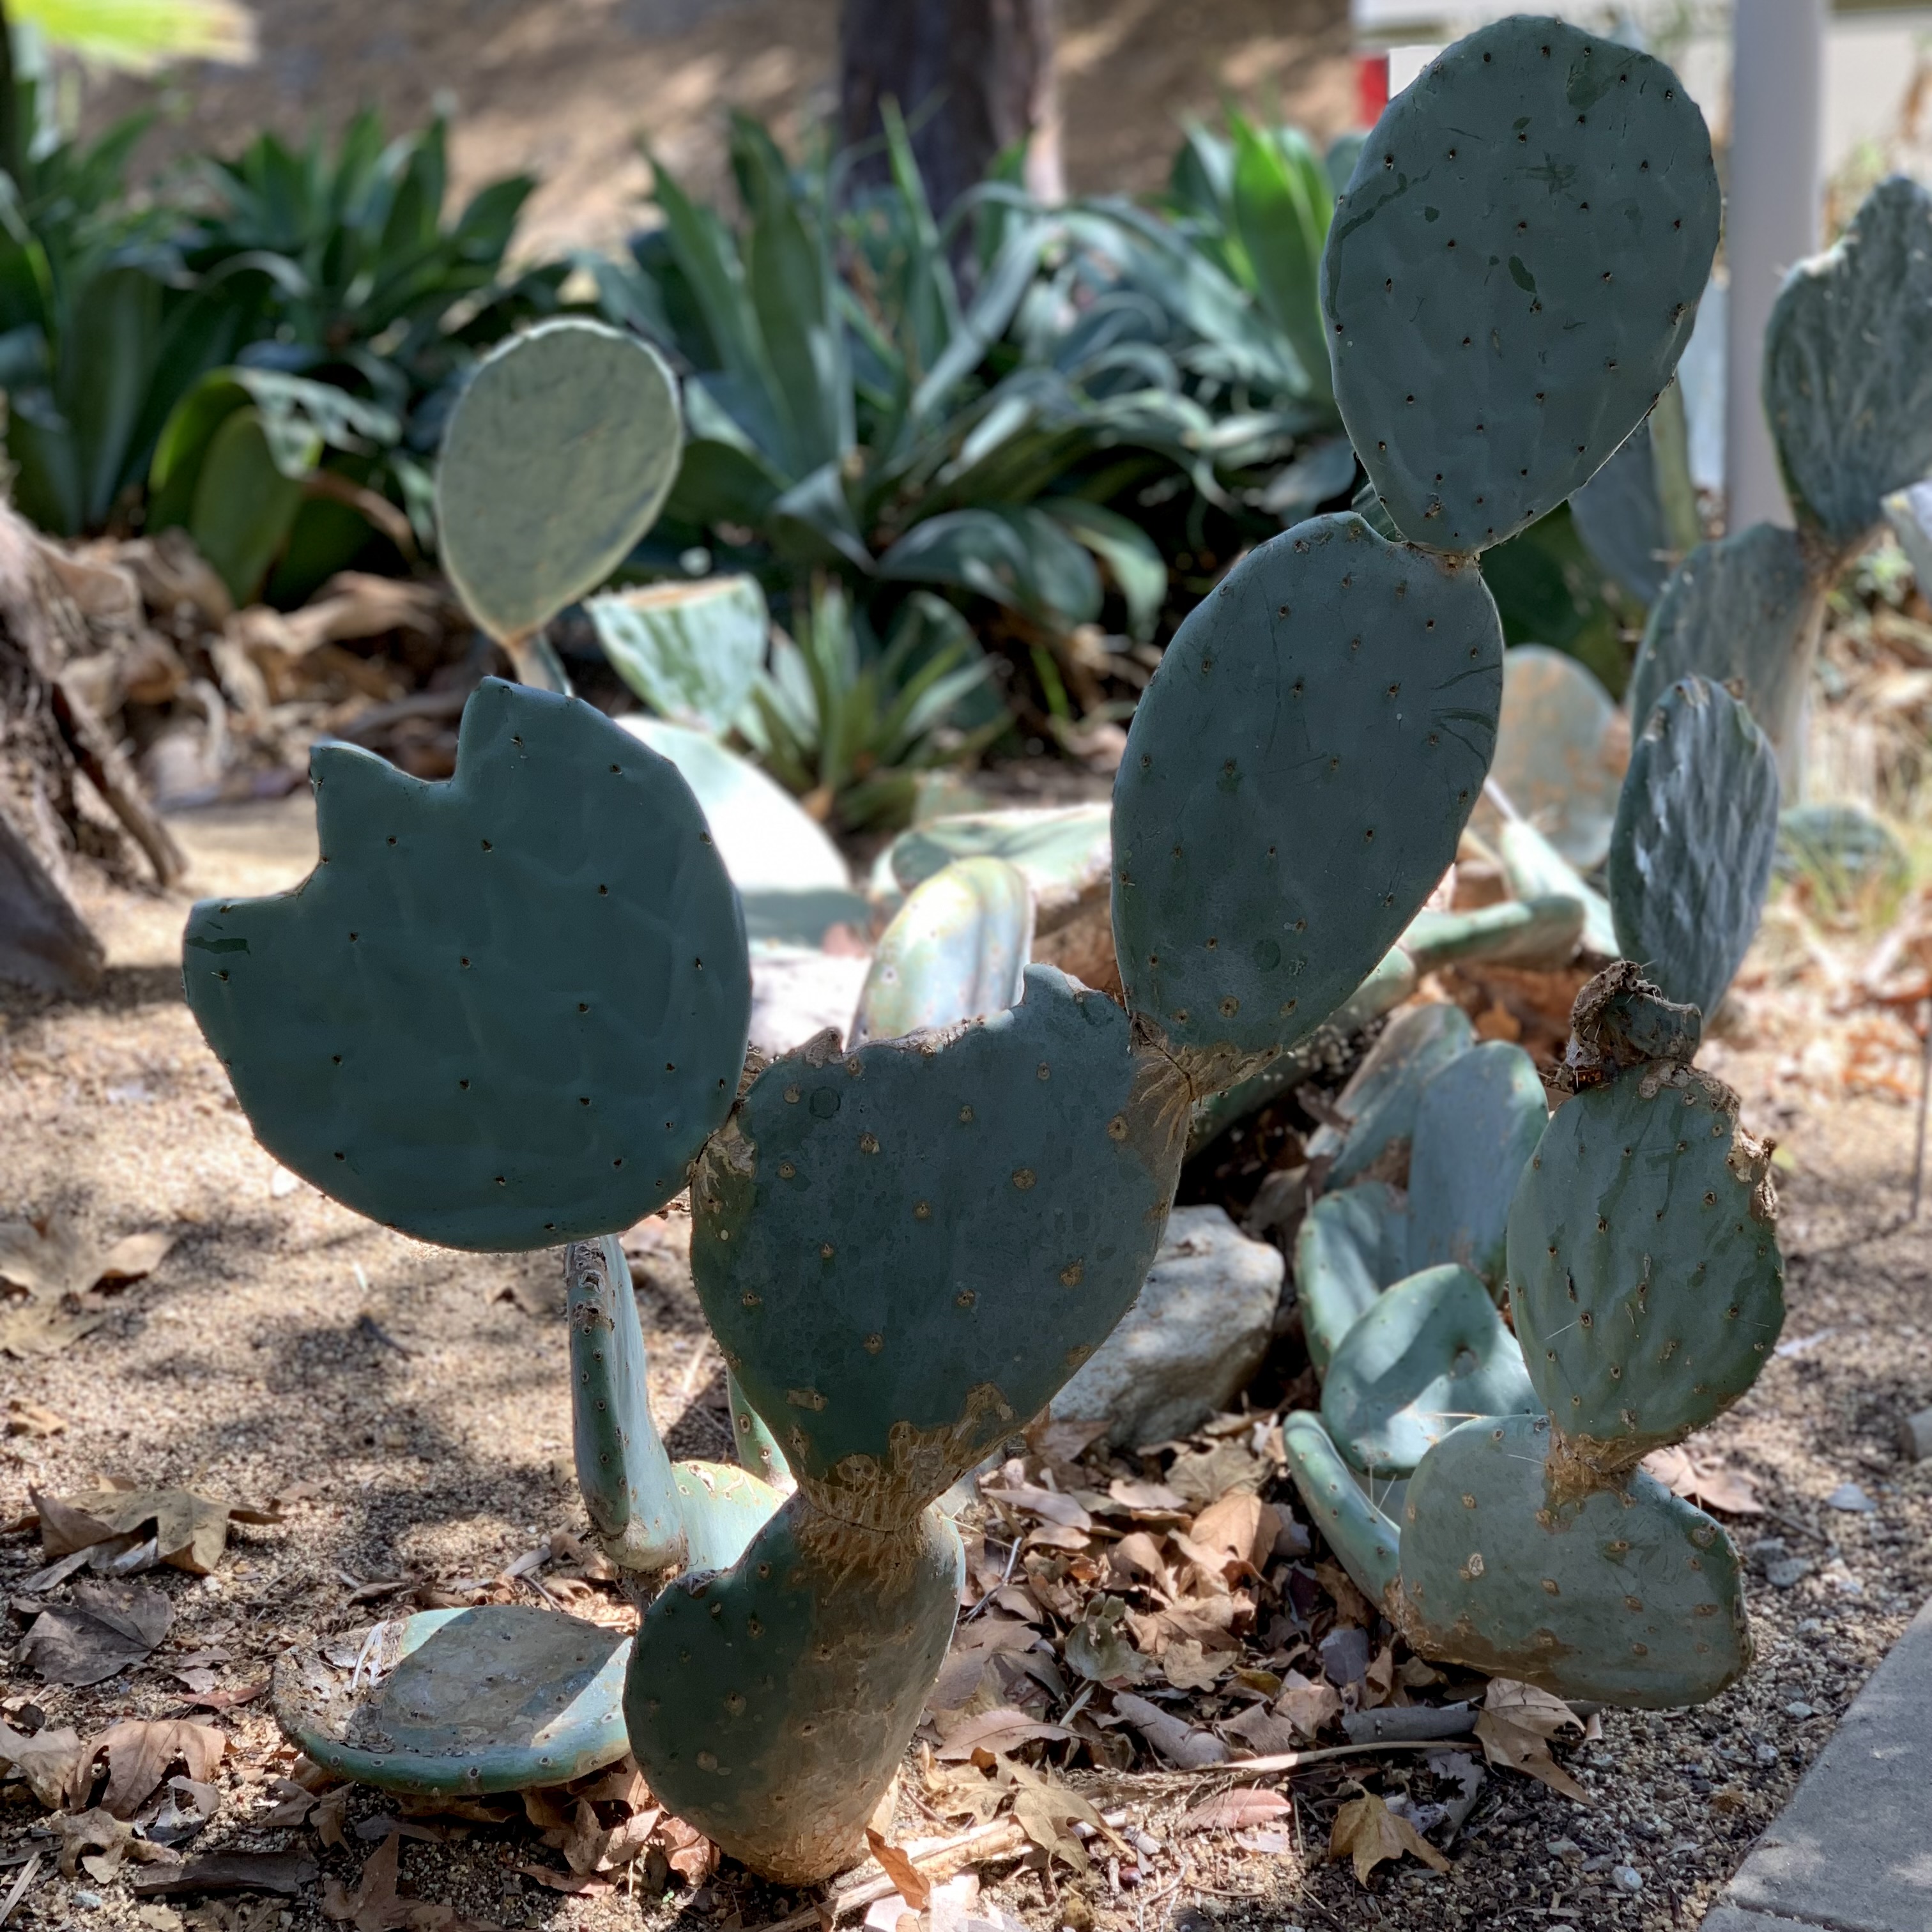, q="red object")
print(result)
[1356,52,1390,128]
